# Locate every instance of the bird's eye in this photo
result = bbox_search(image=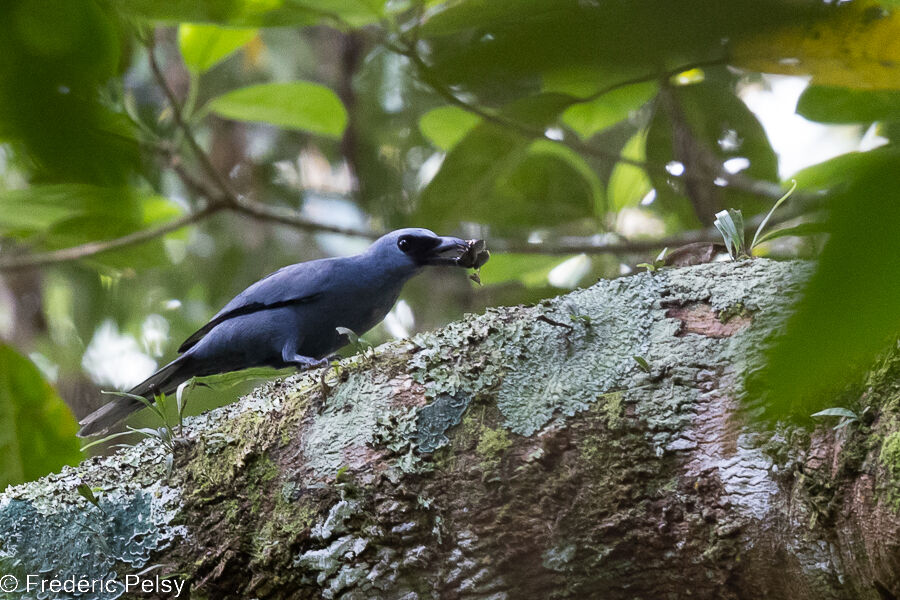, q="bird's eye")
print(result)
[397,237,411,252]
